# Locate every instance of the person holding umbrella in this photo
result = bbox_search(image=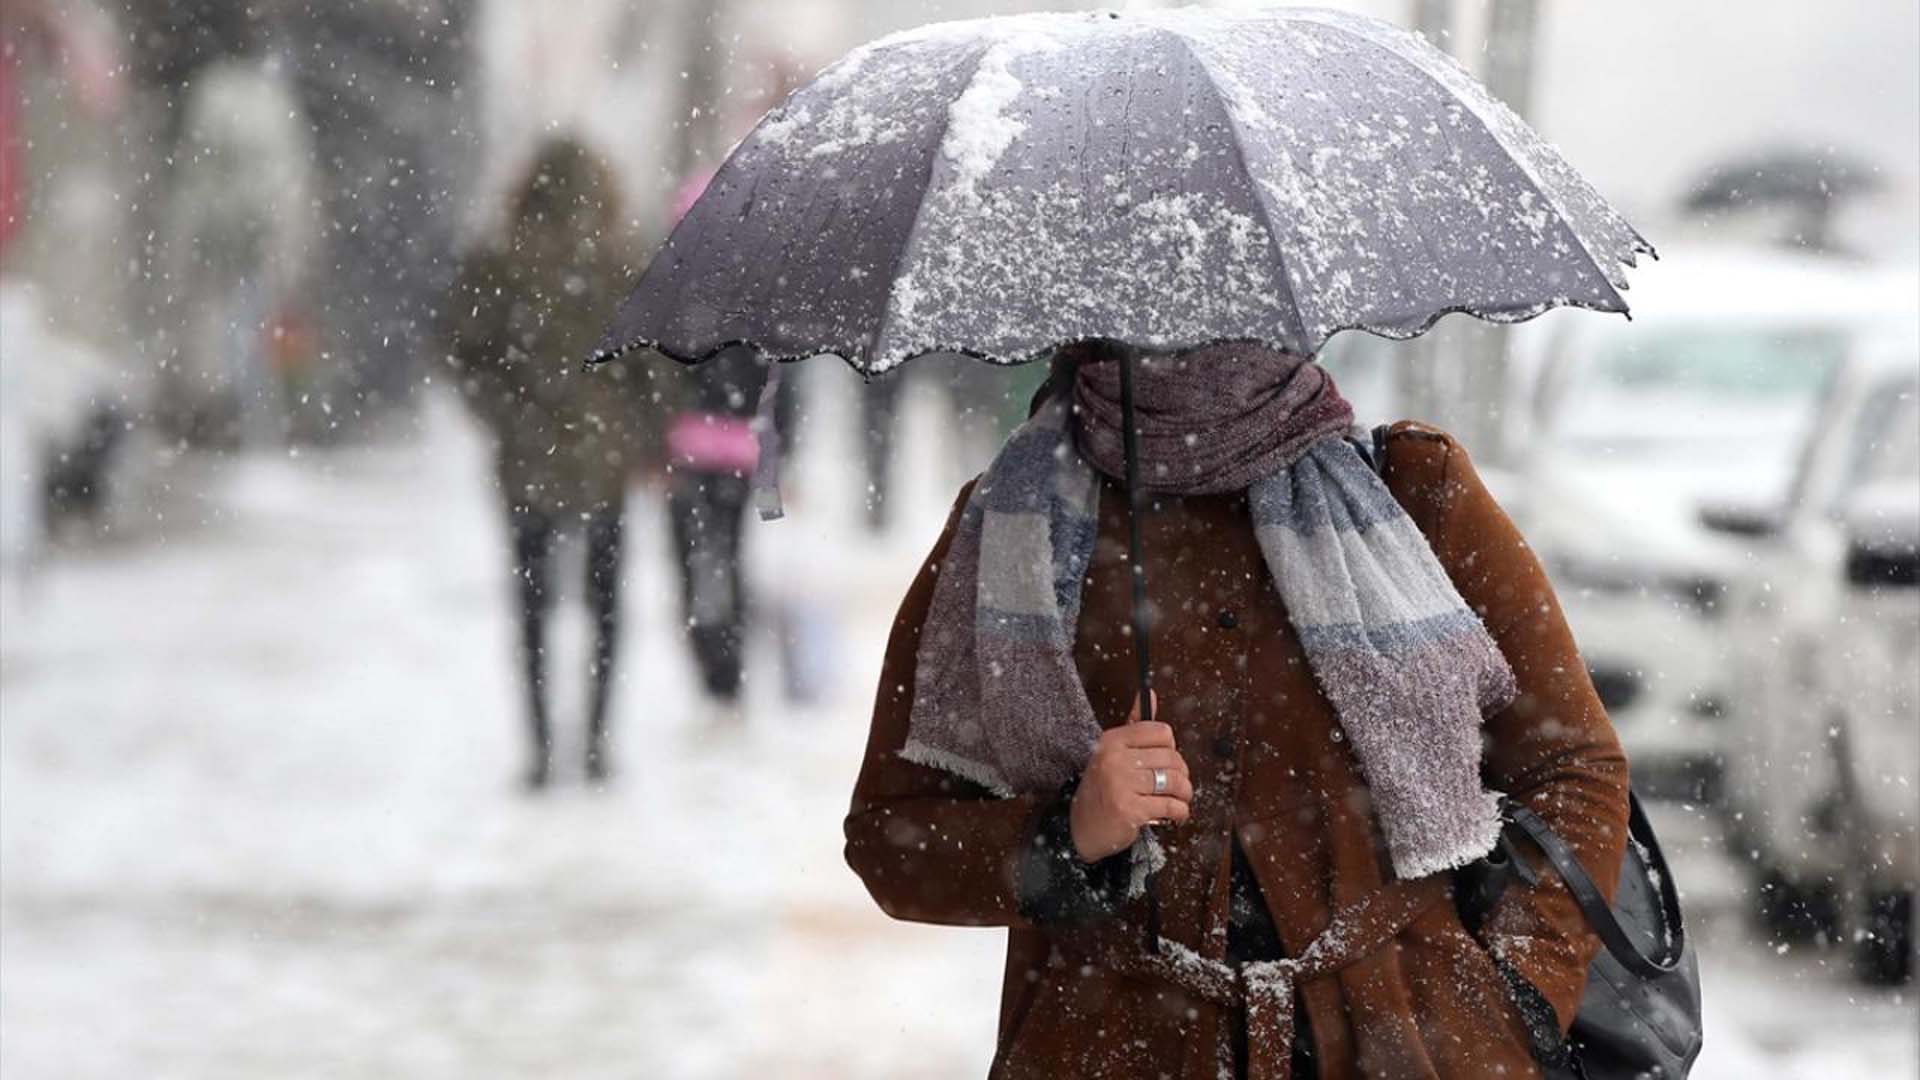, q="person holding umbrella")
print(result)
[595,9,1657,1076]
[848,340,1625,1078]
